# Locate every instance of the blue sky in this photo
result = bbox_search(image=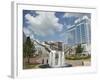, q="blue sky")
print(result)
[23,10,90,43]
